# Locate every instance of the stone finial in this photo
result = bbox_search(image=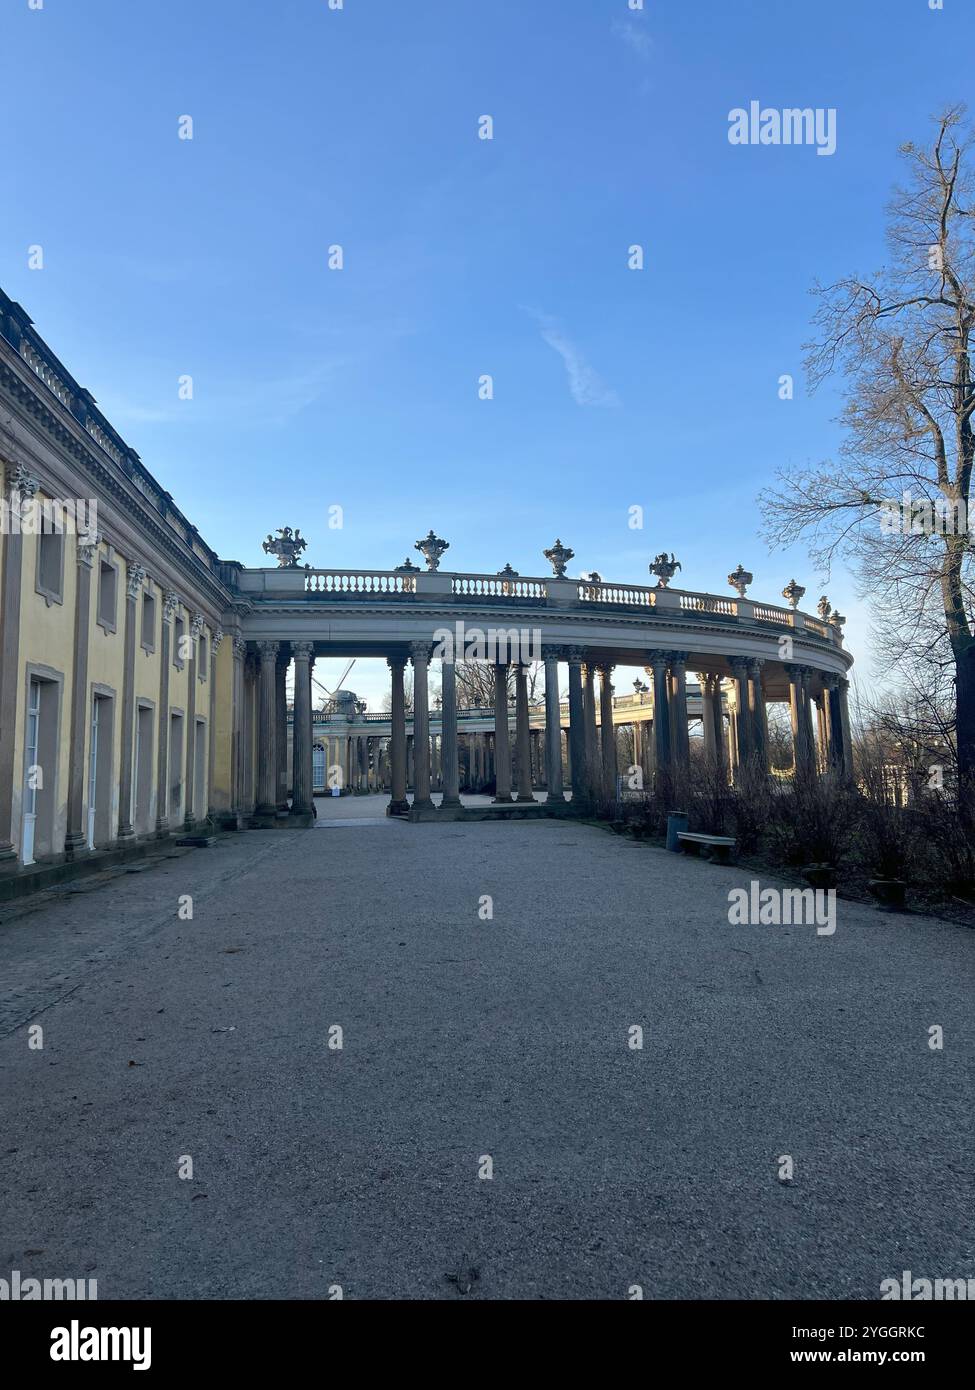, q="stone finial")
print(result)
[262,527,307,568]
[727,564,753,598]
[394,556,420,572]
[497,563,519,577]
[544,539,574,577]
[830,610,846,633]
[650,552,682,588]
[817,595,832,621]
[126,562,147,599]
[781,578,806,610]
[414,530,449,571]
